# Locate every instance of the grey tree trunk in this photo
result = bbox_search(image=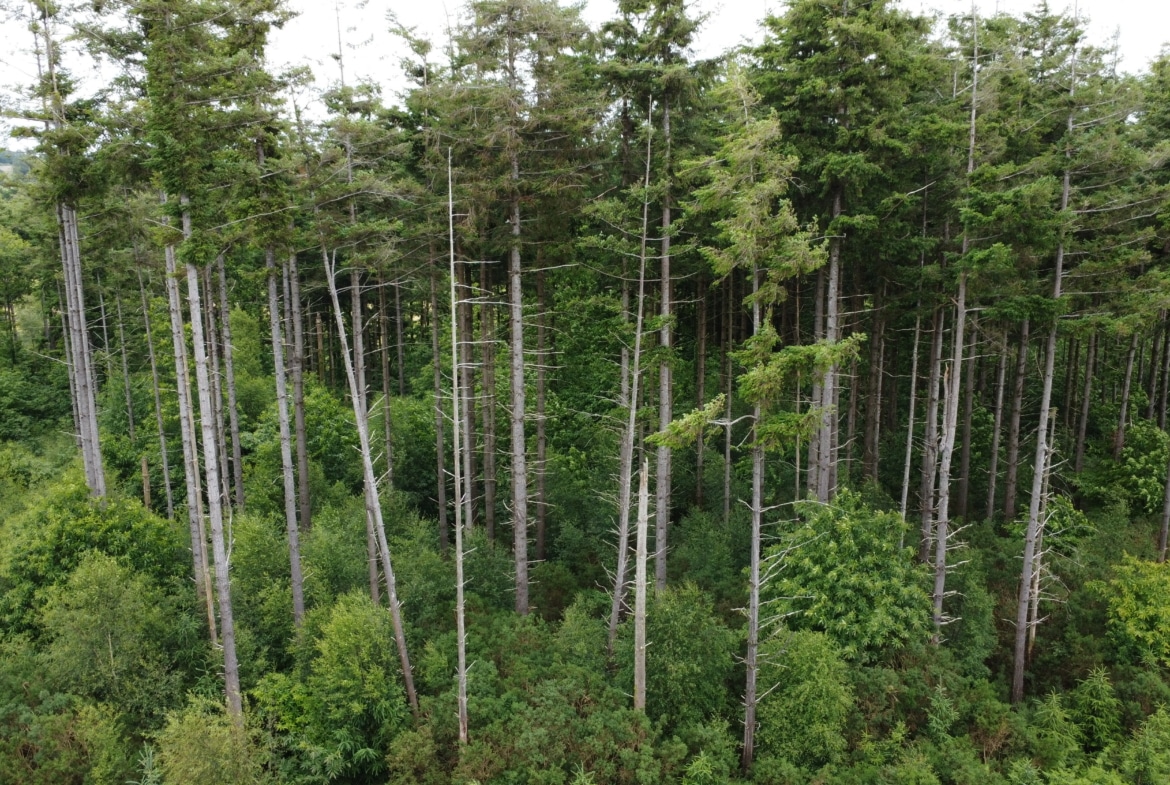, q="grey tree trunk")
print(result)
[933,277,967,637]
[742,264,764,772]
[430,267,450,553]
[986,340,1008,519]
[1004,319,1030,521]
[655,98,674,591]
[633,457,650,712]
[509,152,530,614]
[183,236,242,720]
[165,244,215,646]
[481,262,498,540]
[900,315,923,526]
[816,190,842,503]
[920,310,944,563]
[1113,334,1139,461]
[266,250,306,627]
[1074,332,1096,473]
[288,253,312,532]
[217,257,245,511]
[325,250,419,713]
[138,269,174,519]
[536,267,548,562]
[378,273,395,489]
